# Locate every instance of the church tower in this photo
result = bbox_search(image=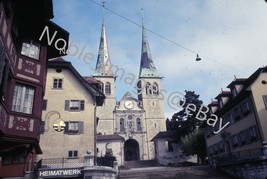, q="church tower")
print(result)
[93,16,116,135]
[137,22,166,159]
